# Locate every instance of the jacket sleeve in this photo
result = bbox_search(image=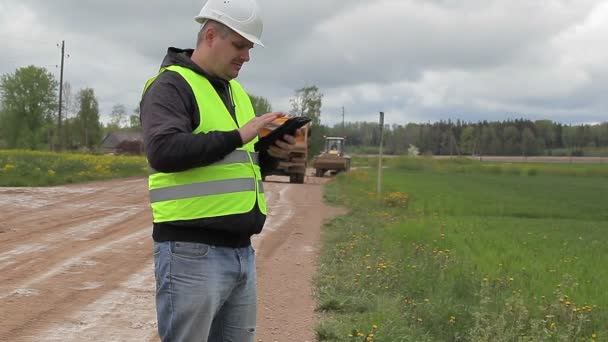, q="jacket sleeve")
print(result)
[140,72,243,173]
